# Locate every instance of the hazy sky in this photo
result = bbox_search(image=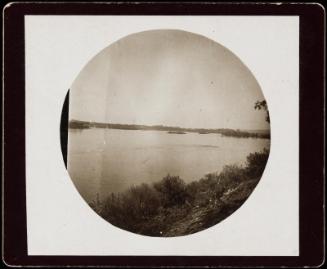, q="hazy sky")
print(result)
[69,30,269,130]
